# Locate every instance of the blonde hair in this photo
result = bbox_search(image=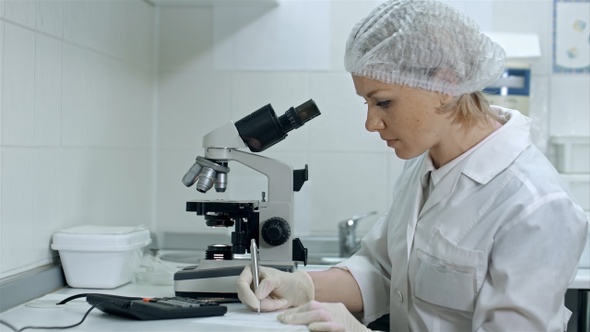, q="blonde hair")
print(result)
[437,91,500,126]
